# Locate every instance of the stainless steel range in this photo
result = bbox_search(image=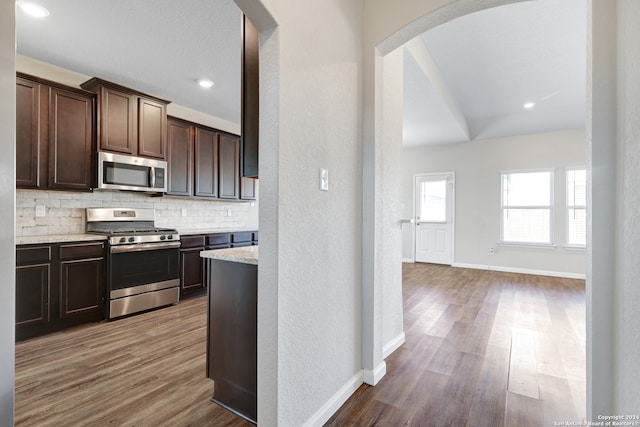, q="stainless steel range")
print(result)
[86,208,180,319]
